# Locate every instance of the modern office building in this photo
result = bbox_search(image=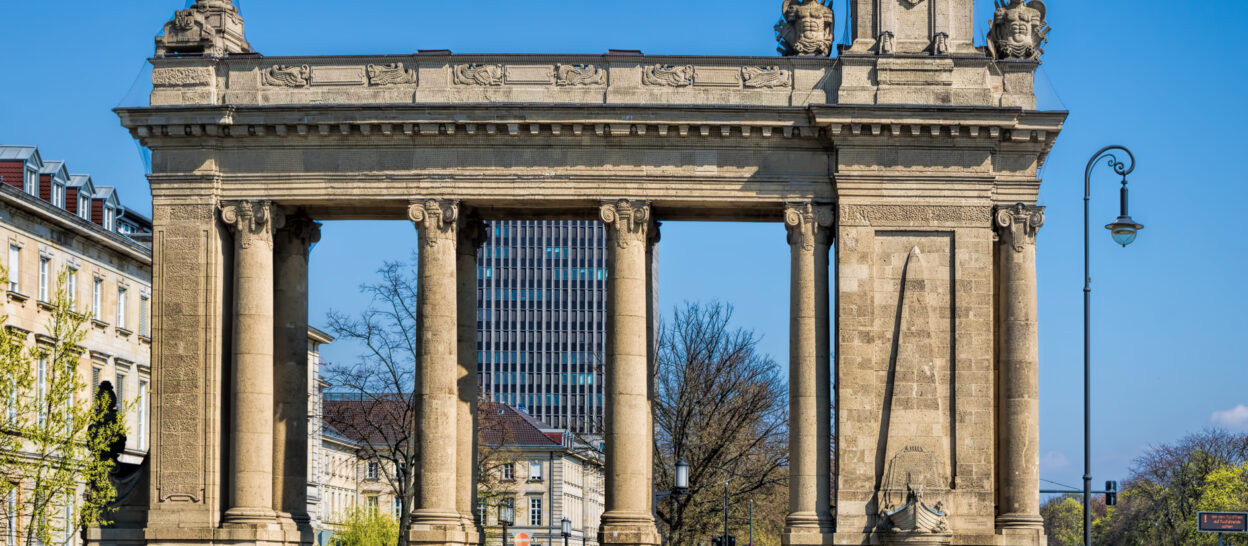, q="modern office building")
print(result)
[476,220,608,434]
